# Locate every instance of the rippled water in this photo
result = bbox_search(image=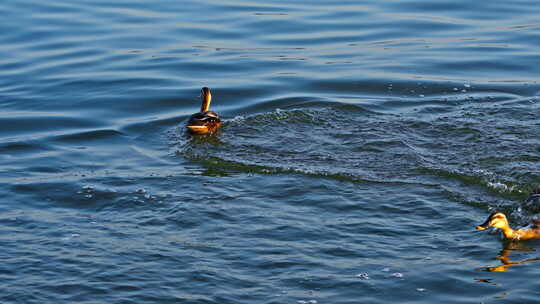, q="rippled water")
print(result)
[2,0,540,303]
